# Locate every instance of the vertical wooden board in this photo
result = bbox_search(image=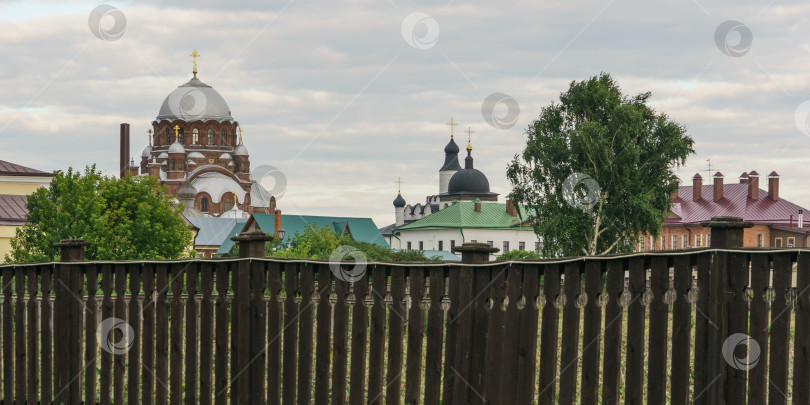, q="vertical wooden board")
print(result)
[725,253,750,405]
[332,272,349,405]
[768,253,792,405]
[198,262,213,405]
[451,263,478,403]
[423,266,446,404]
[367,265,388,404]
[670,255,693,405]
[706,251,728,405]
[214,262,230,405]
[282,262,299,405]
[3,266,13,402]
[537,263,561,405]
[142,263,156,405]
[647,257,669,405]
[234,259,251,405]
[128,263,142,405]
[793,253,810,404]
[748,253,770,405]
[484,266,506,404]
[600,260,623,405]
[14,266,25,402]
[69,264,83,404]
[405,267,427,404]
[296,262,315,405]
[498,264,524,404]
[184,263,199,405]
[40,265,53,405]
[625,257,646,405]
[100,265,114,405]
[249,260,267,403]
[114,264,126,405]
[27,266,40,403]
[558,261,582,405]
[385,267,406,405]
[515,264,541,404]
[692,253,711,405]
[467,266,492,405]
[169,263,184,405]
[441,266,459,405]
[348,268,370,405]
[84,264,98,405]
[266,262,282,405]
[580,261,603,405]
[313,263,333,404]
[154,263,170,405]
